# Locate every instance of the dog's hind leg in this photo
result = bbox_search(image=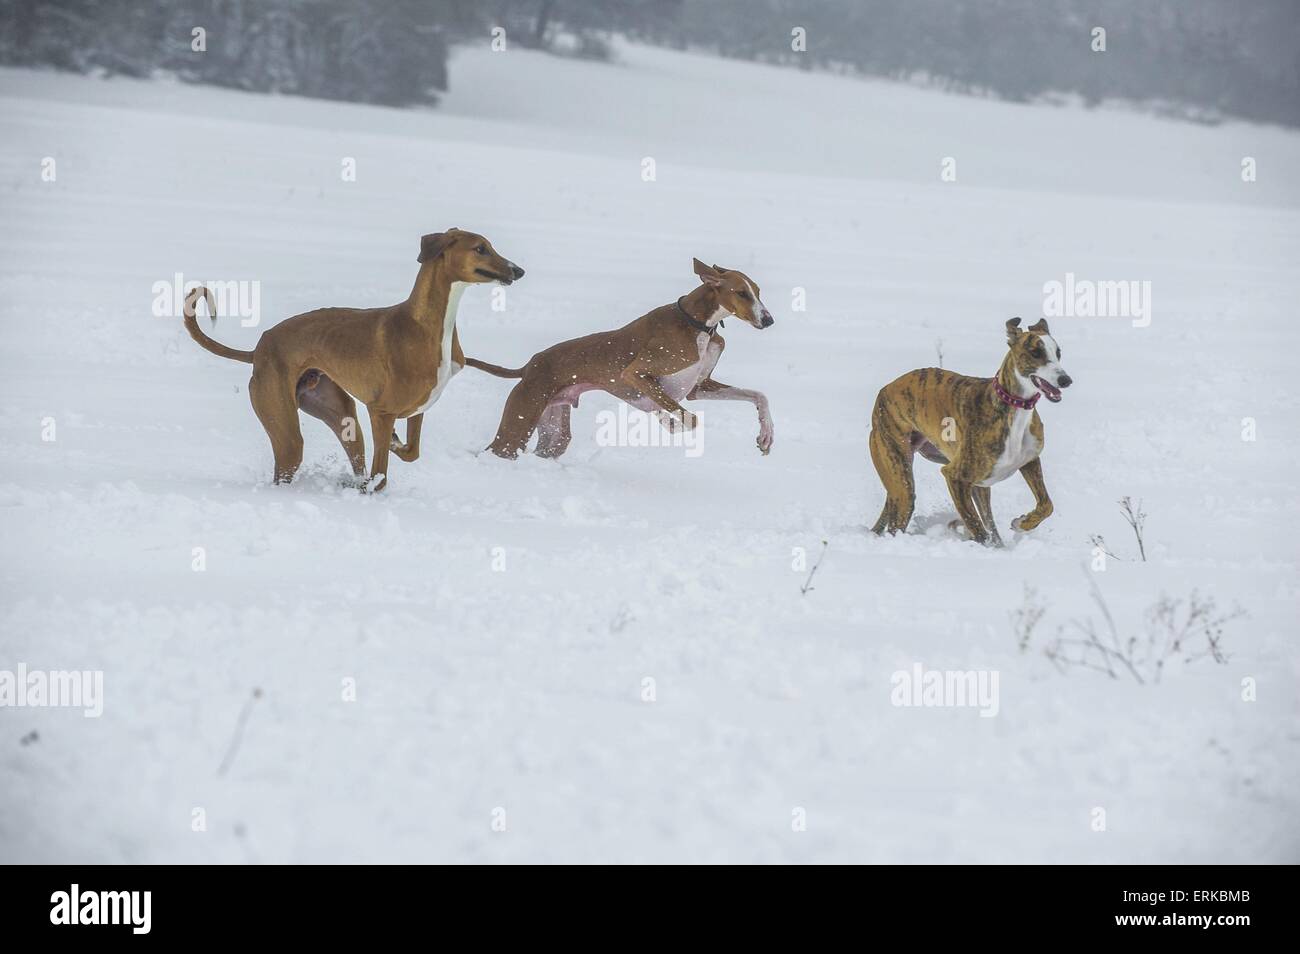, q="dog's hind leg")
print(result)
[869,425,915,534]
[250,366,304,484]
[971,484,1003,547]
[296,372,366,477]
[487,379,551,459]
[1011,457,1054,531]
[534,404,572,459]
